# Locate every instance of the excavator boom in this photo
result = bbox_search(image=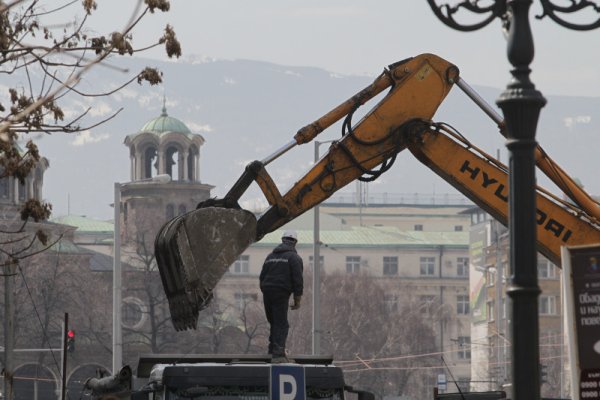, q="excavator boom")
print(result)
[155,53,600,331]
[408,123,600,266]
